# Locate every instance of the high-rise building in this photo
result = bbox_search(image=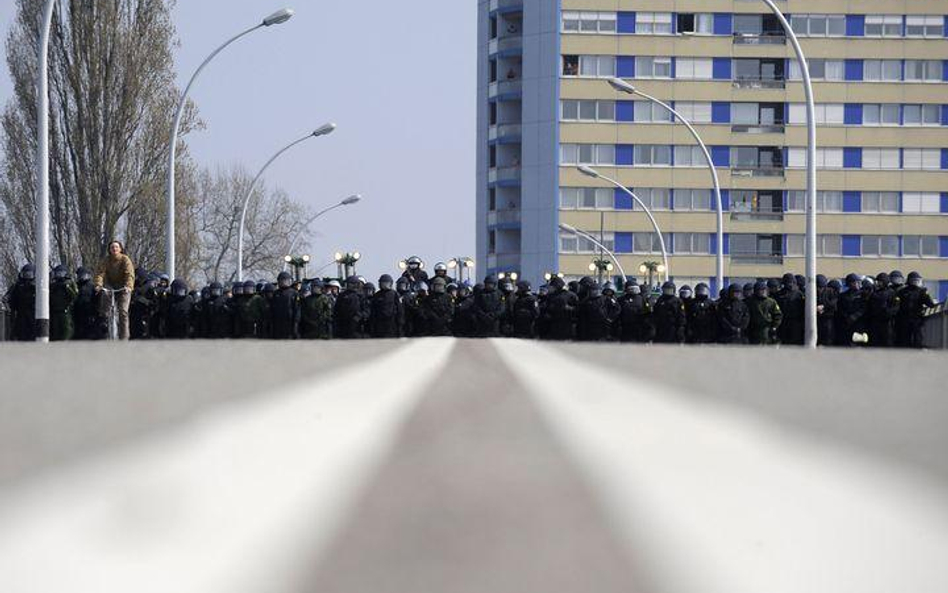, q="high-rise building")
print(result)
[476,0,948,301]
